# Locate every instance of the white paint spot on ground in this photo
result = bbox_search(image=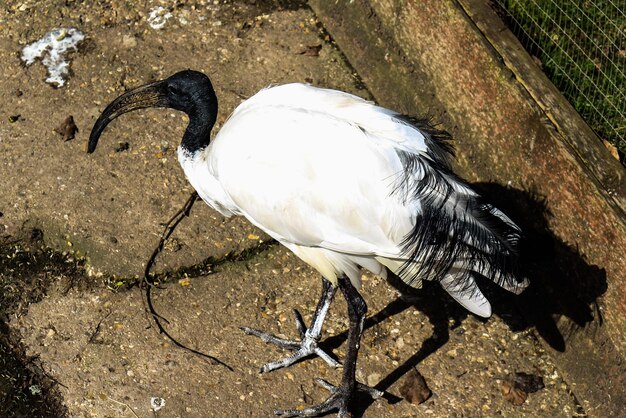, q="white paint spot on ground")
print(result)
[150,397,165,412]
[21,28,85,88]
[148,6,172,30]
